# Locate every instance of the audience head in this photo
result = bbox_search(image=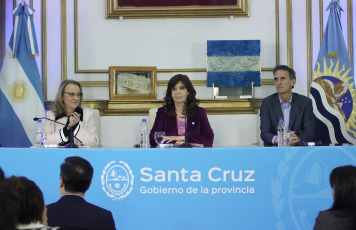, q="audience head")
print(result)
[163,74,199,116]
[0,167,4,181]
[329,165,356,212]
[53,79,83,115]
[0,182,17,230]
[5,176,46,226]
[60,156,93,194]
